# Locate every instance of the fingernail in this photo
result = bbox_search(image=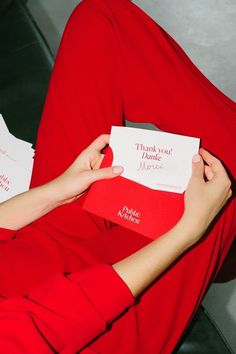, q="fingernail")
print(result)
[112,165,123,174]
[192,154,201,163]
